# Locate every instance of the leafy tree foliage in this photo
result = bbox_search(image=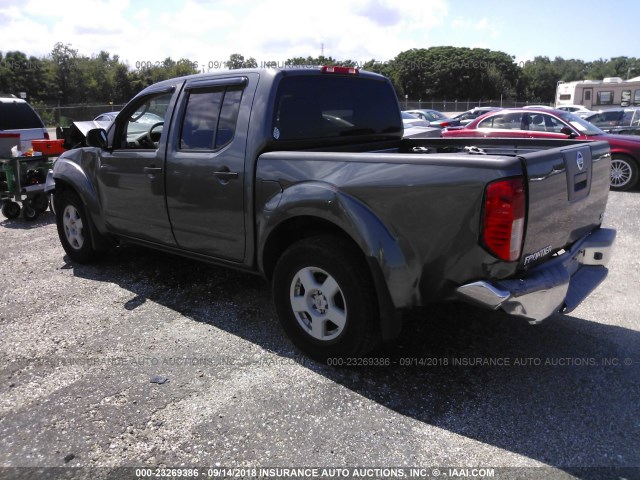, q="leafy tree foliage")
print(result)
[393,47,521,100]
[227,53,258,69]
[1,43,639,108]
